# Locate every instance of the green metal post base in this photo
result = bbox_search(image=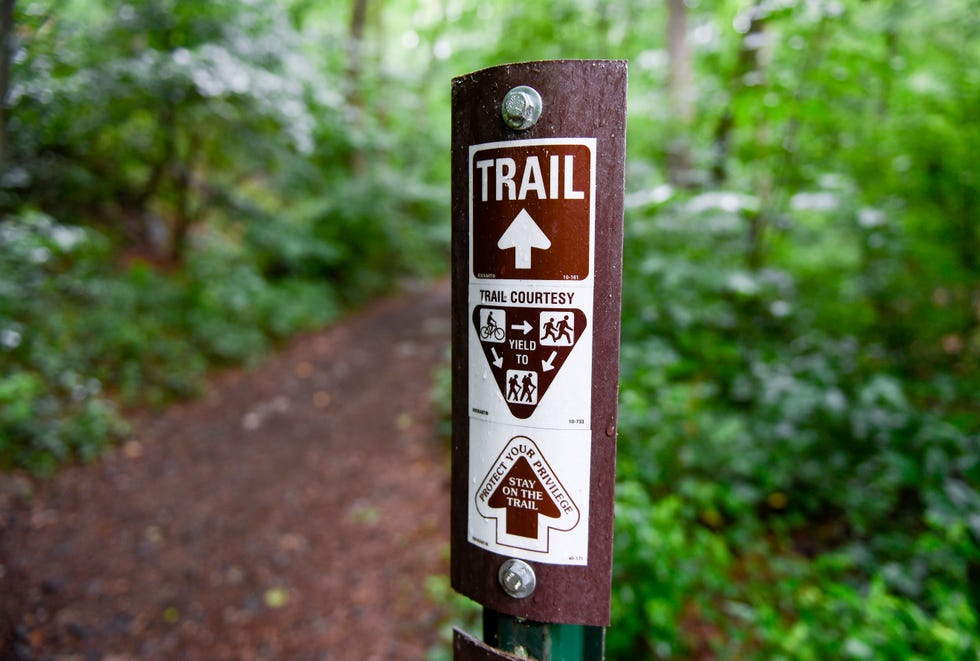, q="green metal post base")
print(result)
[483,608,605,661]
